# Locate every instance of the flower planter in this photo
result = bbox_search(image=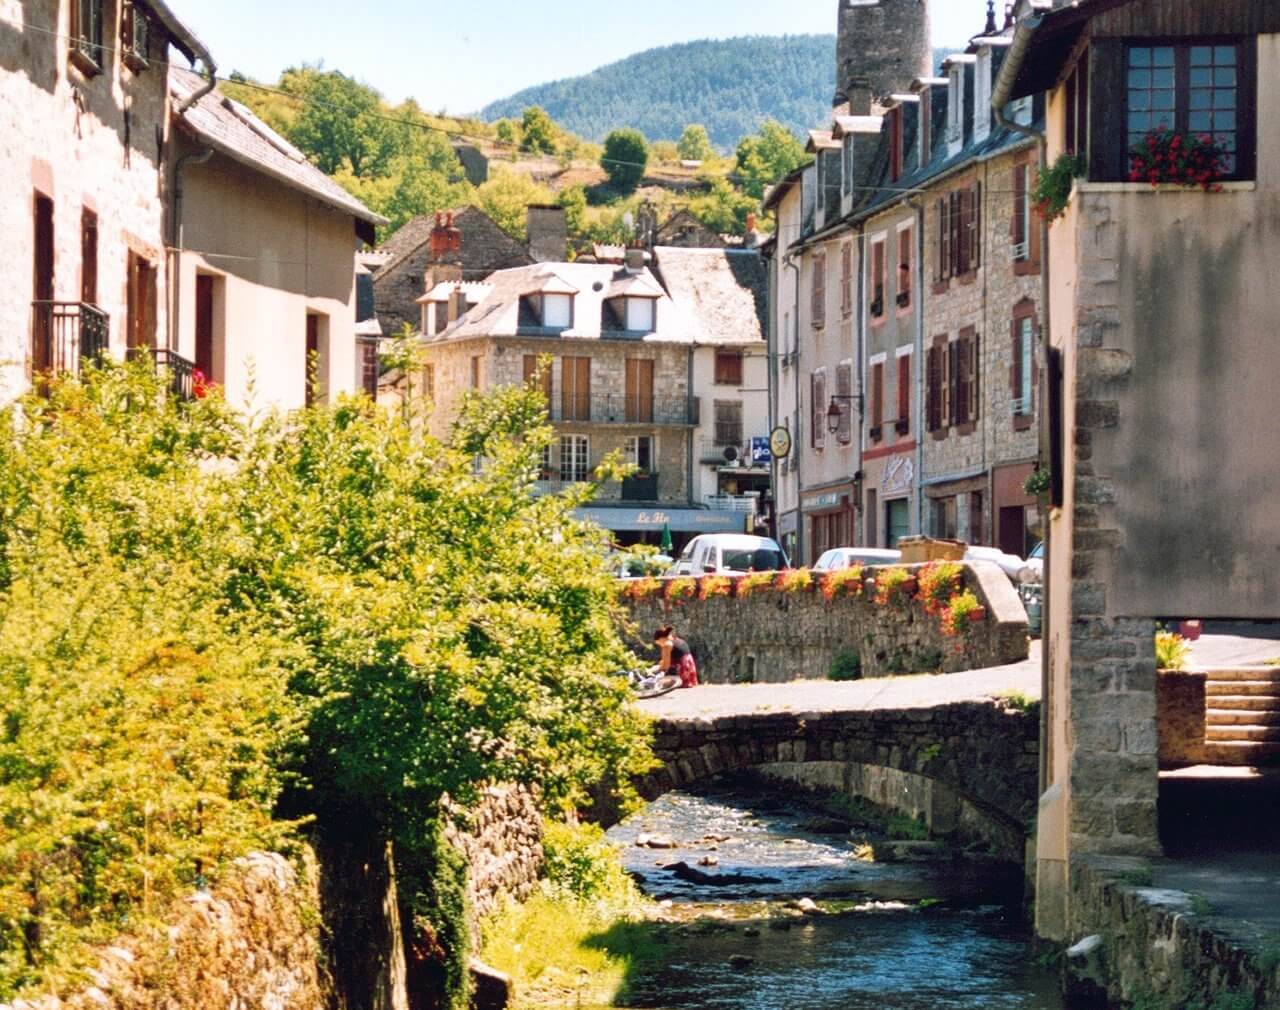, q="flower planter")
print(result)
[969,606,987,622]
